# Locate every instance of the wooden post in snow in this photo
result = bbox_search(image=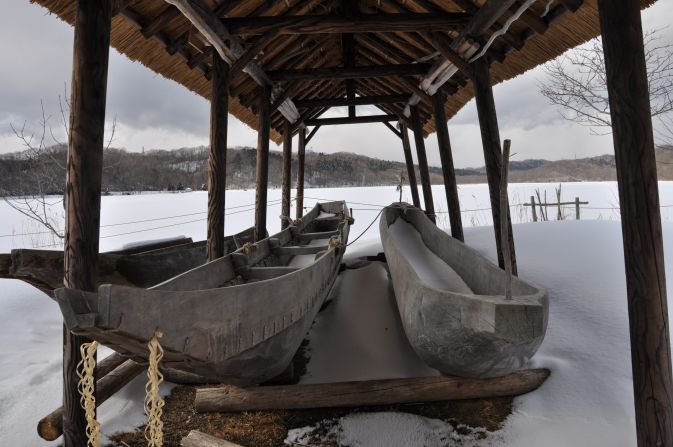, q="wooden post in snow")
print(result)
[63,0,111,445]
[281,120,293,229]
[255,85,271,241]
[207,55,229,261]
[598,0,673,444]
[409,104,436,223]
[530,196,537,222]
[400,124,421,208]
[432,92,464,241]
[575,197,580,220]
[473,57,517,275]
[500,140,512,301]
[296,126,306,219]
